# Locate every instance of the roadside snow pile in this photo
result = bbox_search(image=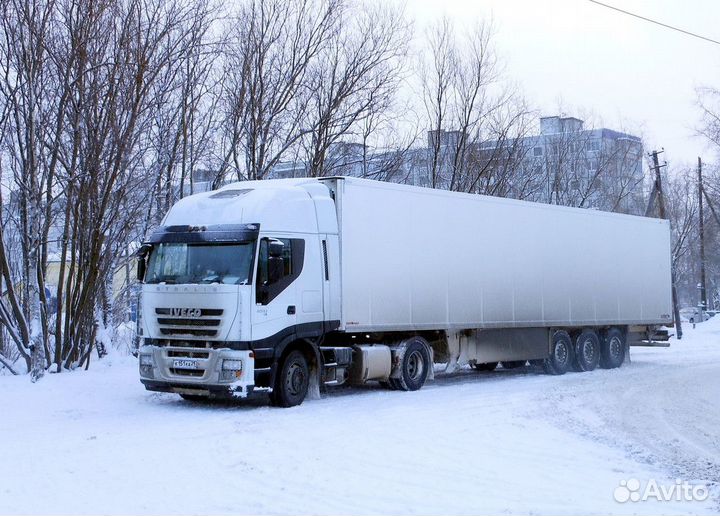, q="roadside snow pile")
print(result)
[0,323,718,515]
